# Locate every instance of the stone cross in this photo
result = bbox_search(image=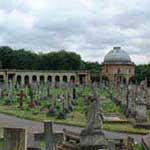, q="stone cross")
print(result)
[18,90,26,109]
[44,122,55,150]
